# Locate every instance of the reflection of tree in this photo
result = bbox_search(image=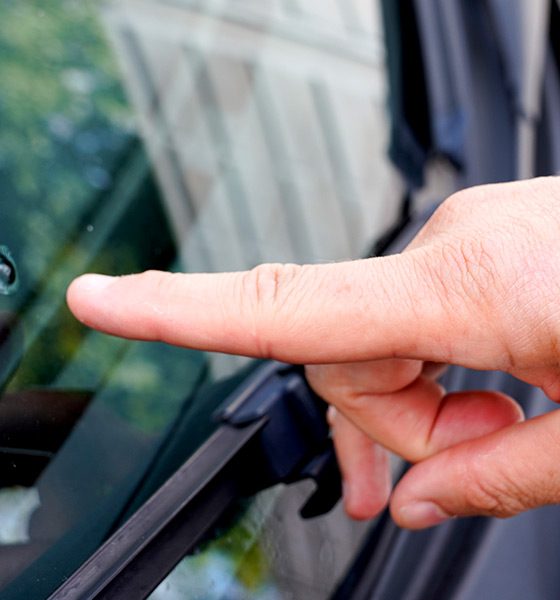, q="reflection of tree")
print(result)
[0,0,217,444]
[0,0,133,293]
[151,495,279,600]
[0,0,192,430]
